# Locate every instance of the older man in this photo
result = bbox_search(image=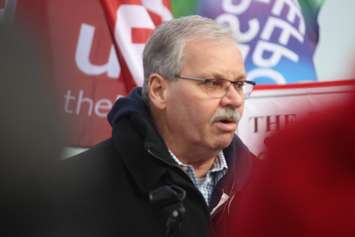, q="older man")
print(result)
[61,15,255,237]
